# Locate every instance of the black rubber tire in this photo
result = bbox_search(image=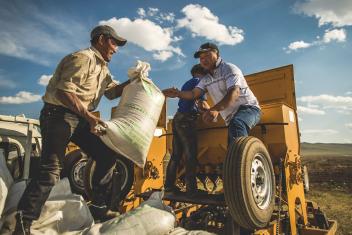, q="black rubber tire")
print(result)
[223,136,275,230]
[62,149,88,195]
[84,154,134,203]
